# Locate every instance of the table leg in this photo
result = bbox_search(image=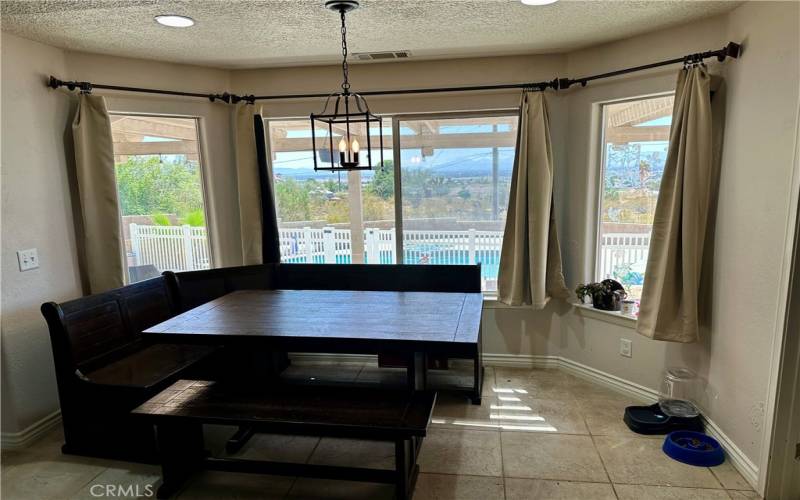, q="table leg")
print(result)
[406,352,427,391]
[155,421,204,499]
[471,325,484,405]
[395,438,415,500]
[471,356,484,405]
